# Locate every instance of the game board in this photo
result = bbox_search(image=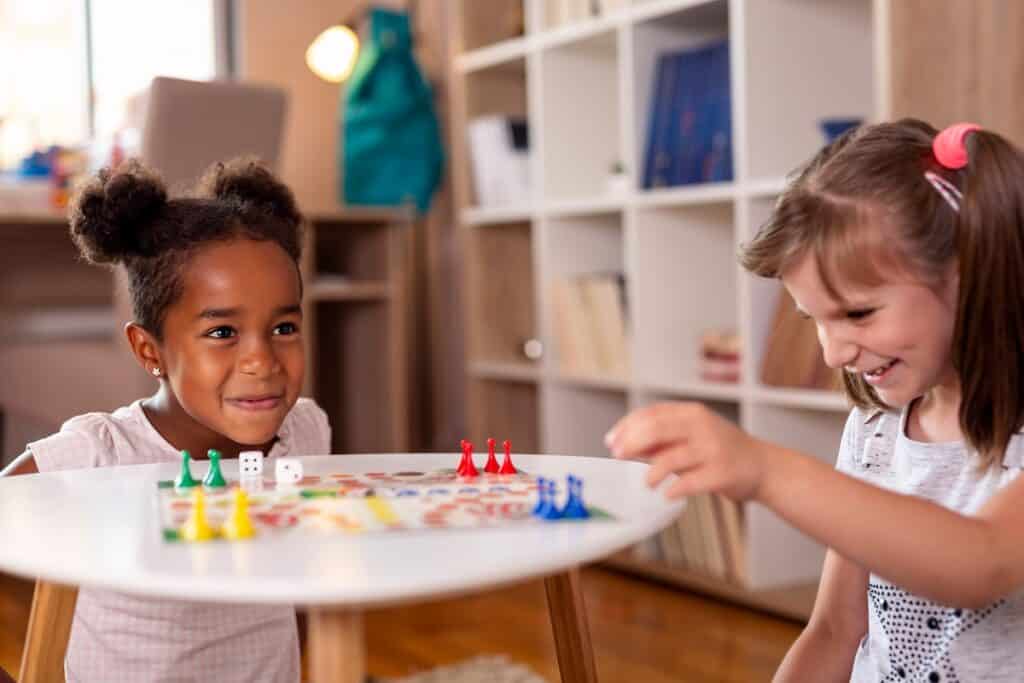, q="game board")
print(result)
[157,468,614,543]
